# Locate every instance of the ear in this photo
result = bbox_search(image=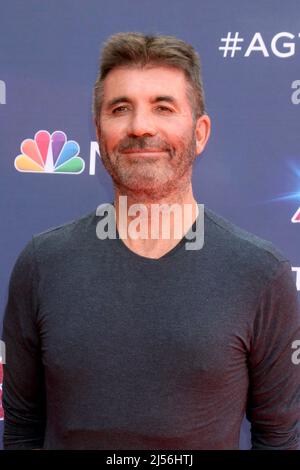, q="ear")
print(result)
[195,114,211,155]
